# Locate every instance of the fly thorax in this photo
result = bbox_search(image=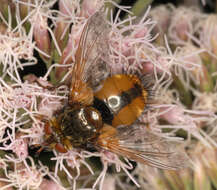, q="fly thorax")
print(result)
[60,106,103,148]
